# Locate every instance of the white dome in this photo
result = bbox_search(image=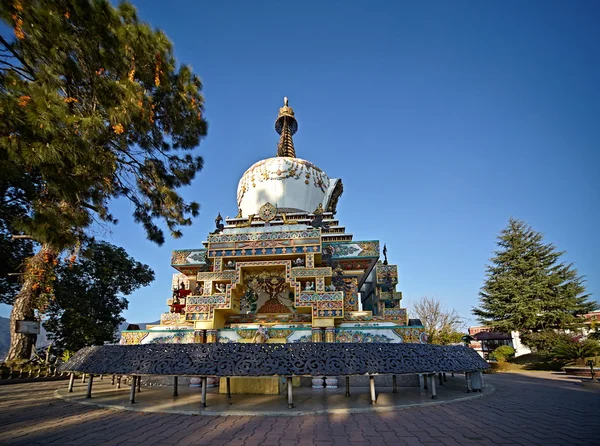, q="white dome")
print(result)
[237,157,330,217]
